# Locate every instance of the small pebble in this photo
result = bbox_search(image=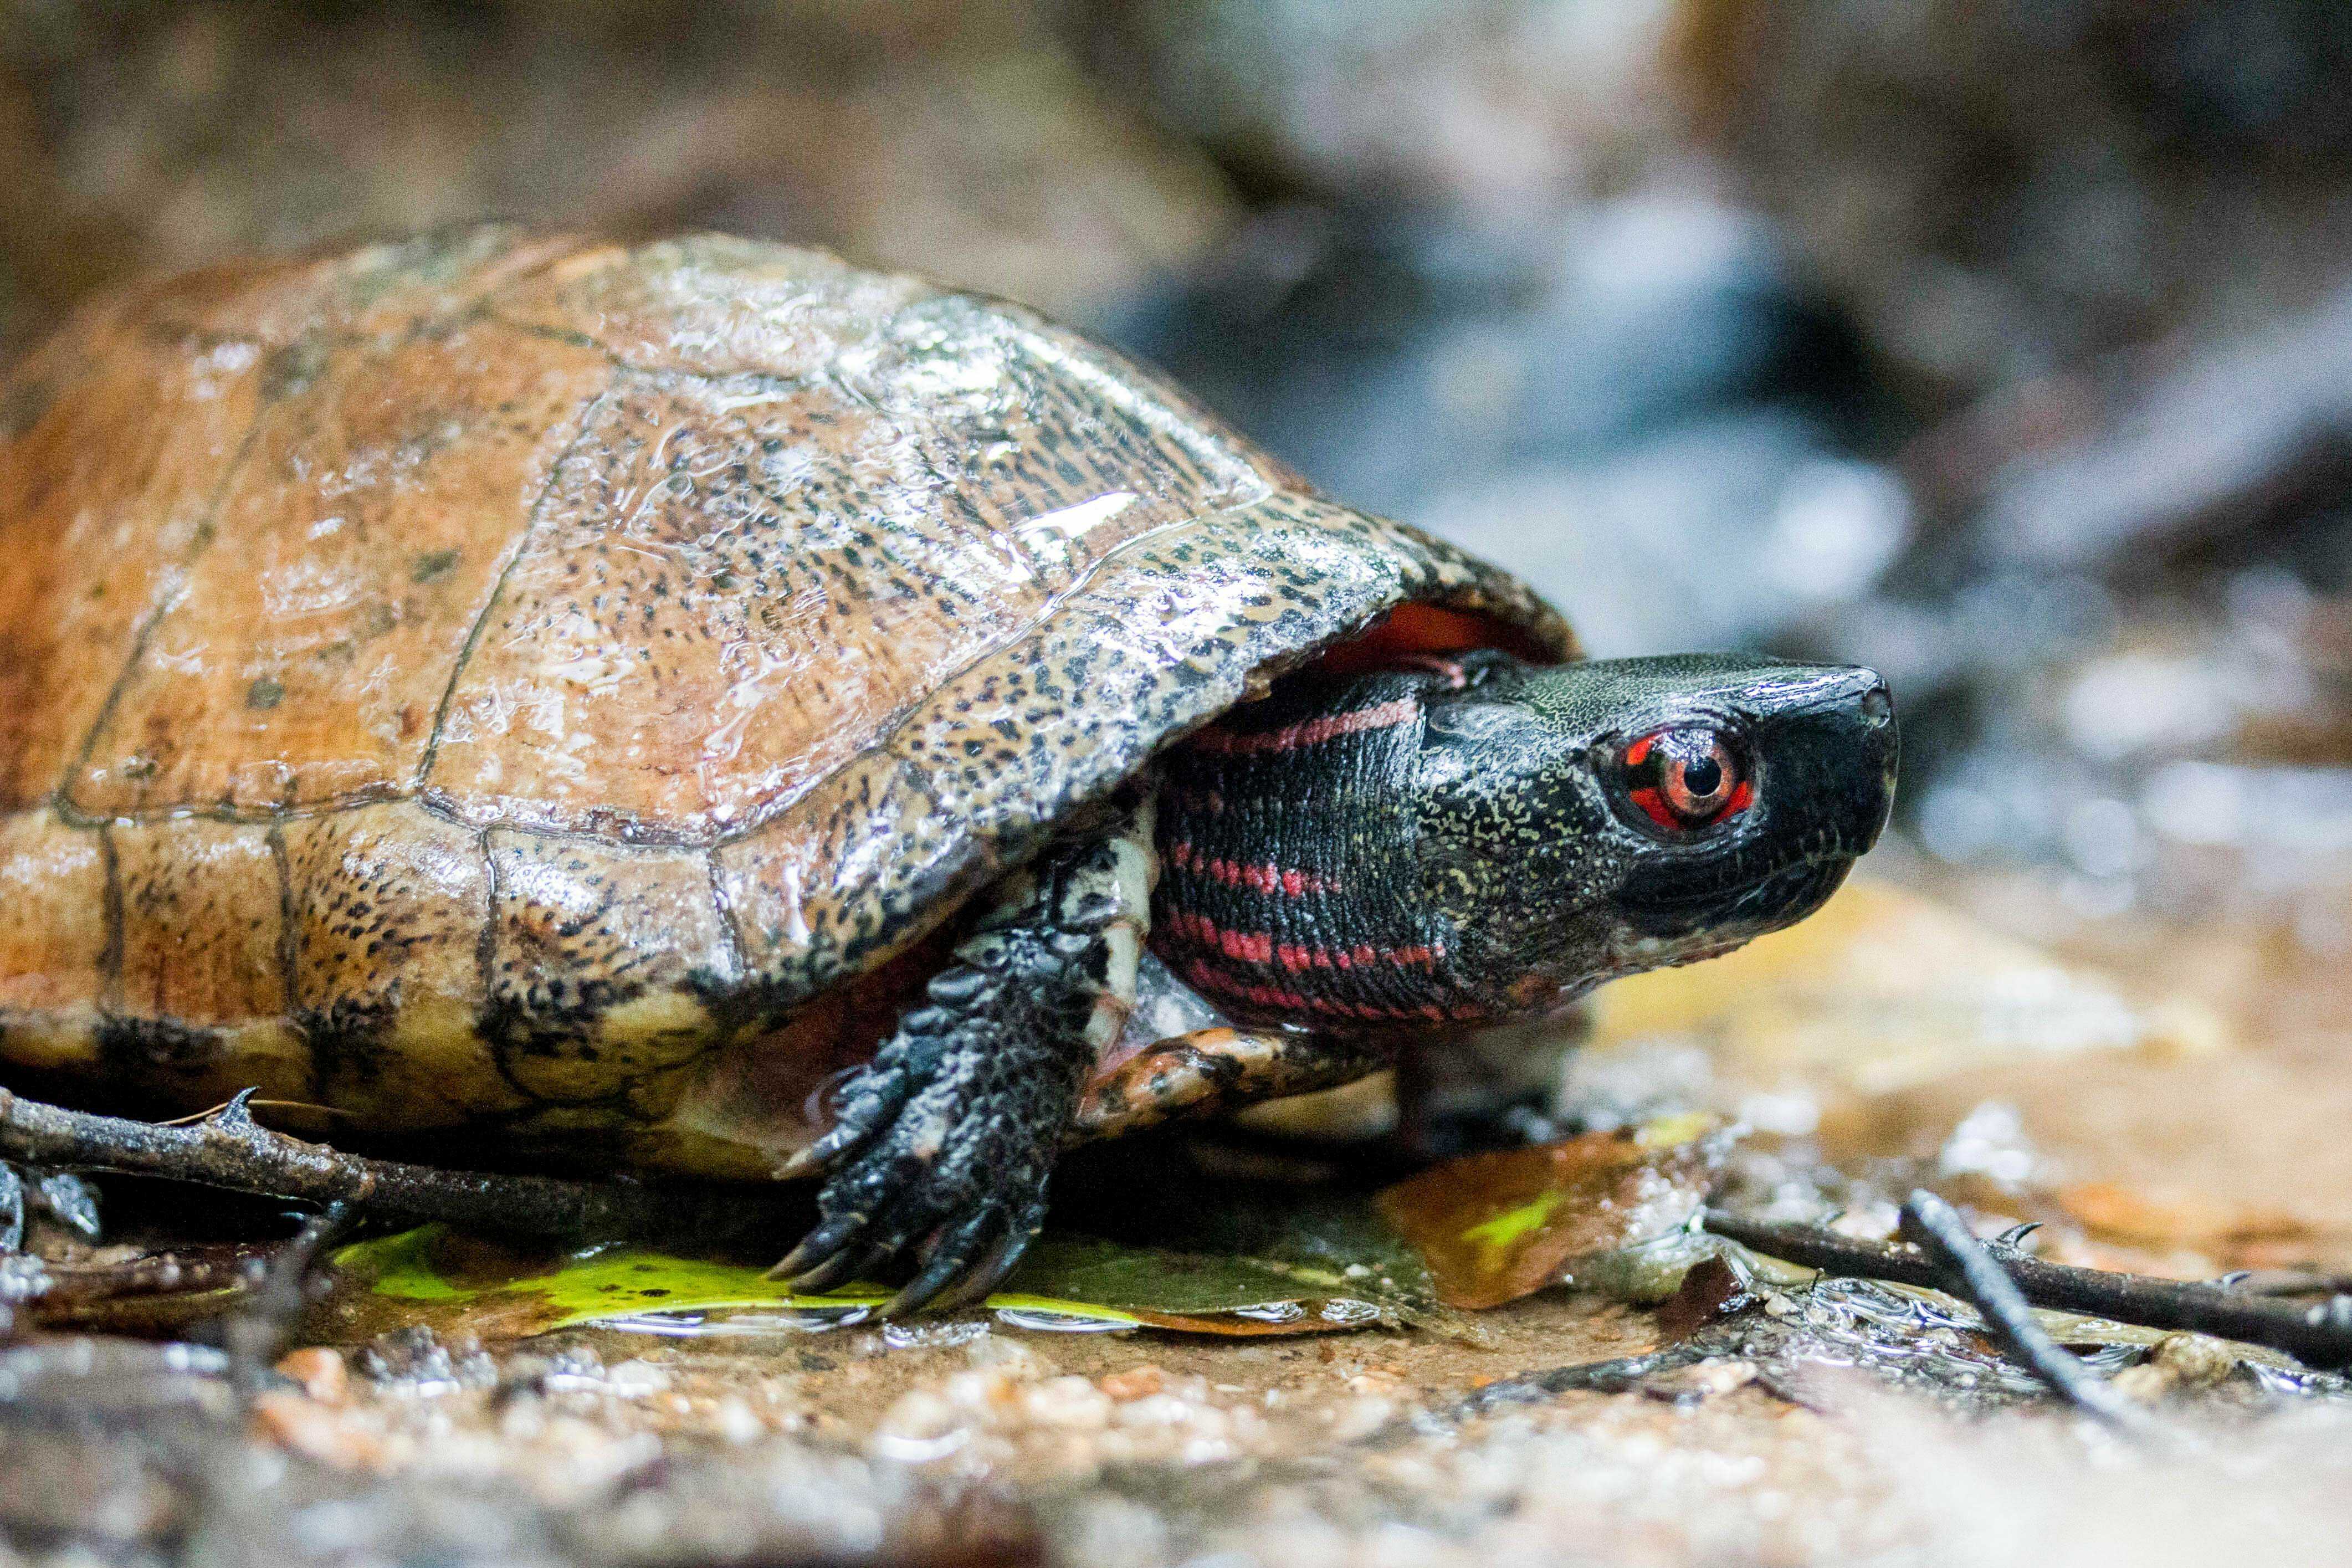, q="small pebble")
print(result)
[250,1391,383,1469]
[275,1346,349,1405]
[1641,1359,1759,1403]
[1099,1365,1166,1401]
[2115,1331,2244,1401]
[2150,1332,2240,1388]
[1024,1376,1114,1430]
[606,1359,673,1398]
